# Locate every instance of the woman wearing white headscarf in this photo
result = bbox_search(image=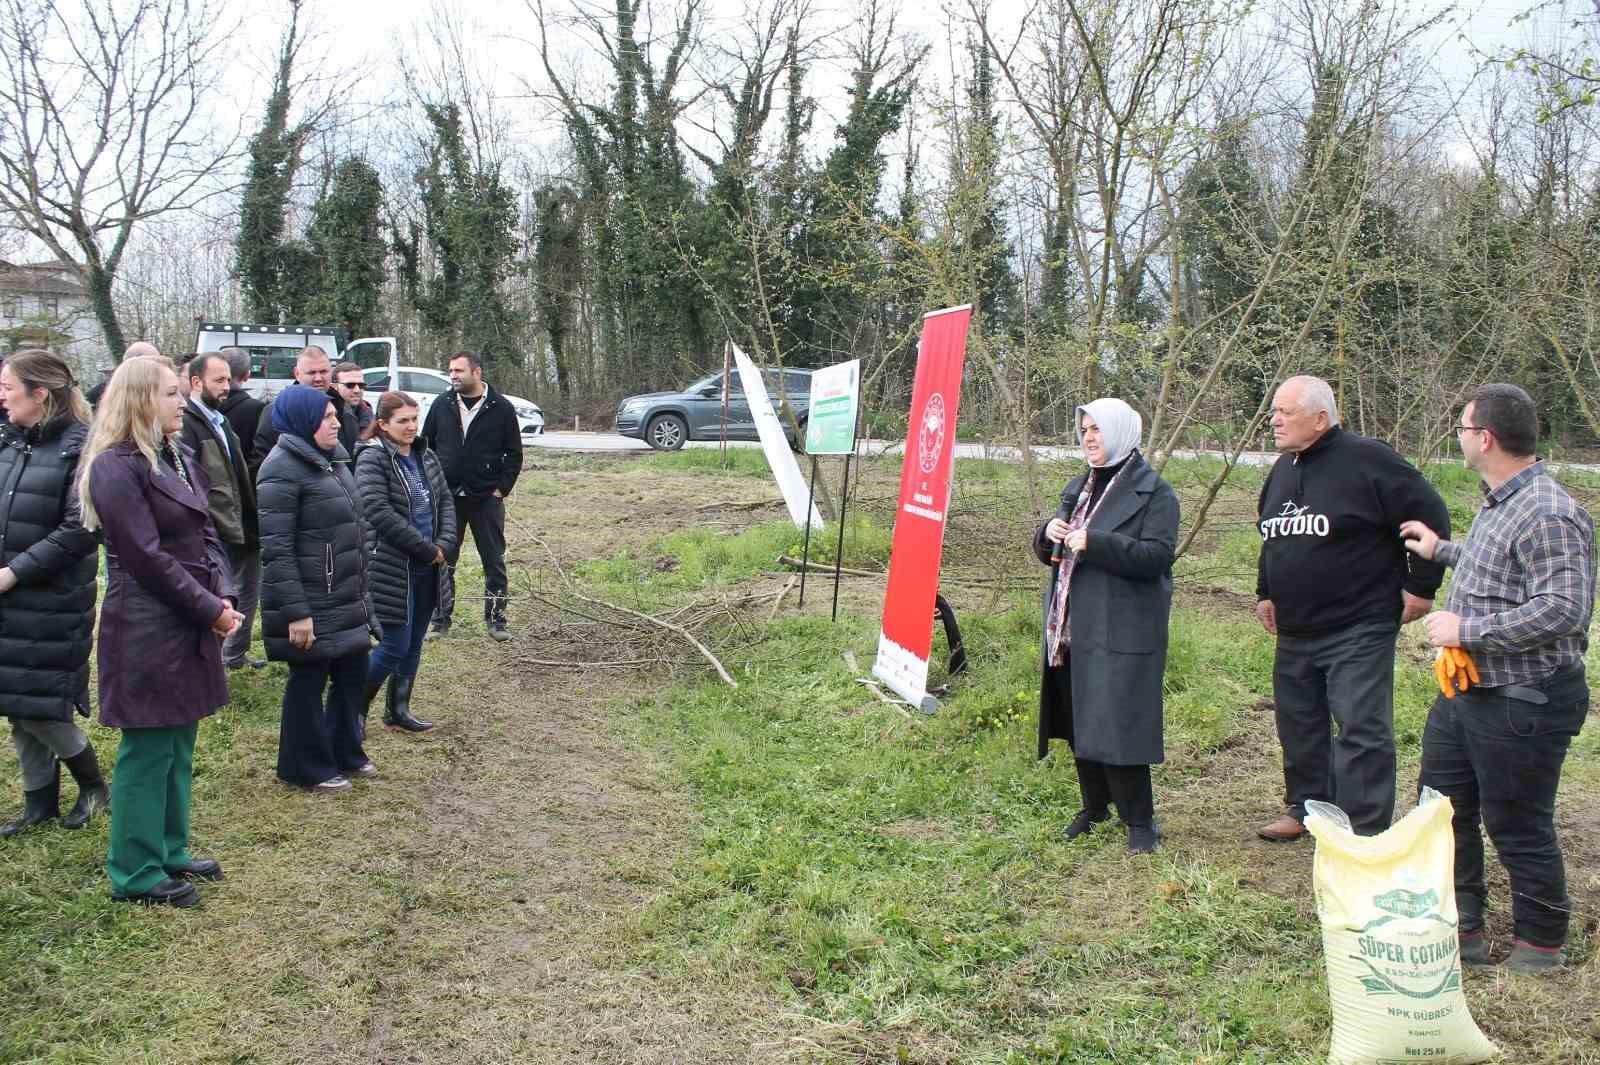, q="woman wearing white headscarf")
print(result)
[1033,398,1179,853]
